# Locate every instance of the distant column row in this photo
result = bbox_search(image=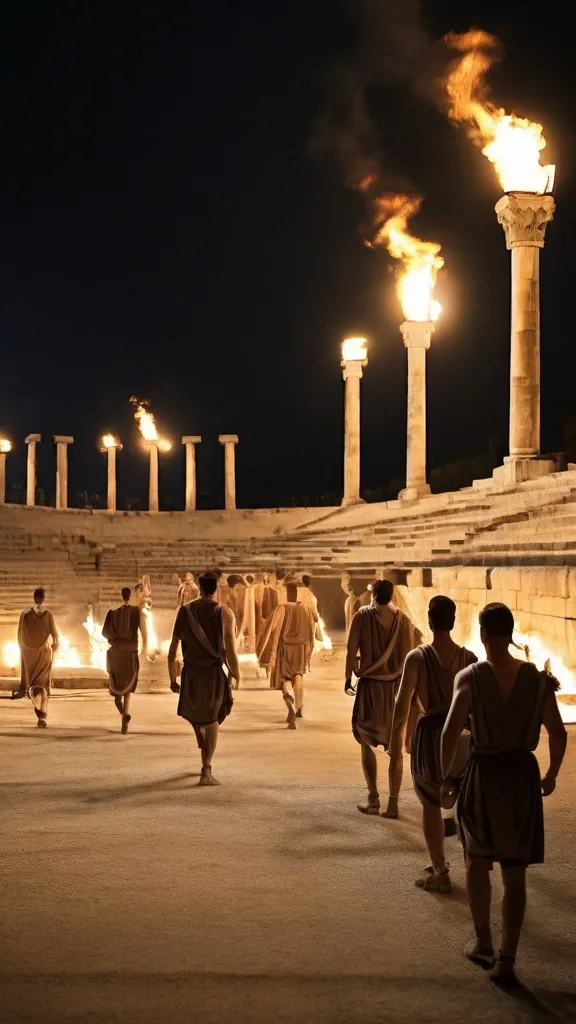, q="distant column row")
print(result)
[0,434,239,512]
